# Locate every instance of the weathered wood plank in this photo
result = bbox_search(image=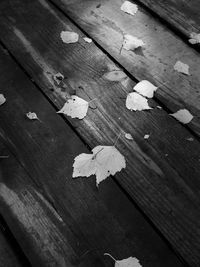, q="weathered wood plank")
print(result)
[135,0,200,39]
[0,46,184,266]
[50,0,200,137]
[0,0,199,265]
[0,216,30,267]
